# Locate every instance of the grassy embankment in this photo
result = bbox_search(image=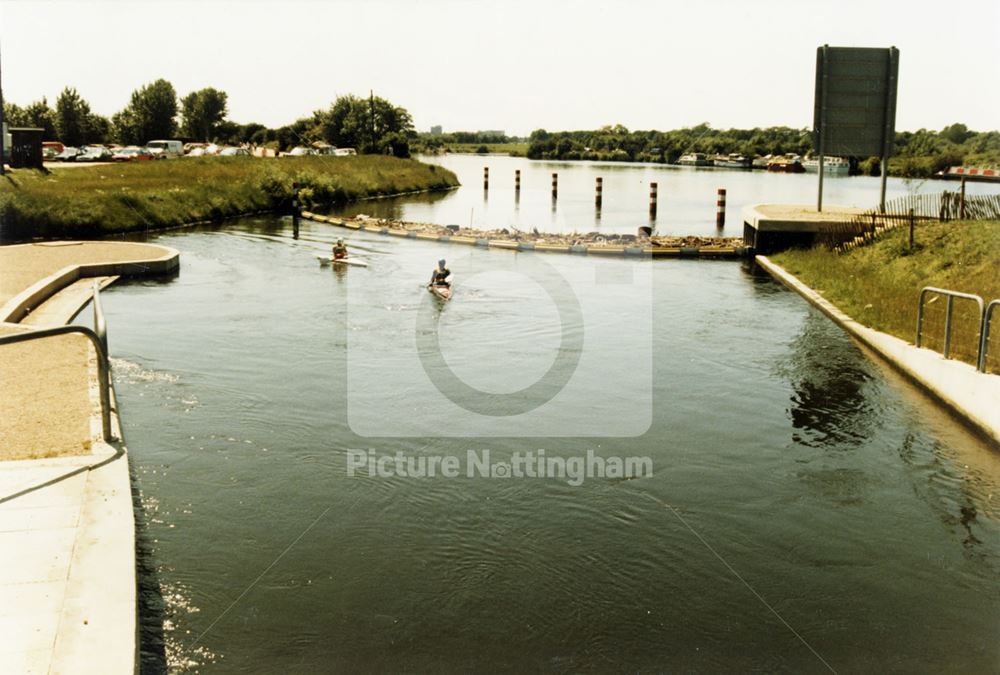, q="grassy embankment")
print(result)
[771,219,1000,371]
[417,142,529,156]
[0,155,459,241]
